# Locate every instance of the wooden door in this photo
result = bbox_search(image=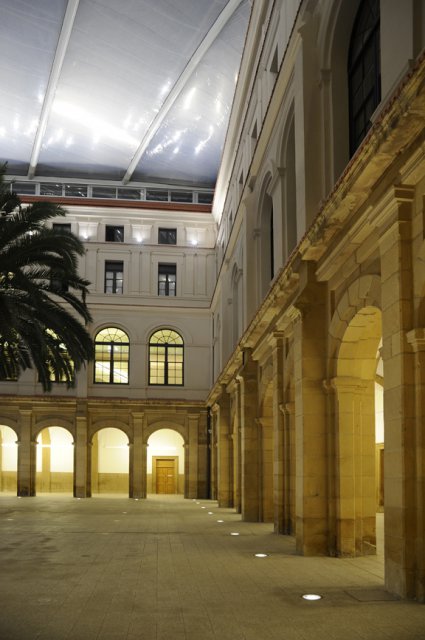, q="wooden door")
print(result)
[156,458,176,494]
